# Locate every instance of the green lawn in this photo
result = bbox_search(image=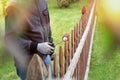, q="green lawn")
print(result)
[48,0,88,52]
[0,1,88,79]
[1,1,120,80]
[88,17,120,80]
